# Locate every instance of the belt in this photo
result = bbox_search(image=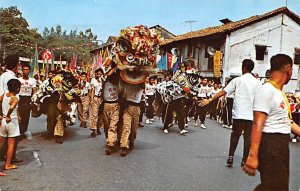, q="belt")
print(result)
[104,100,118,104]
[94,95,101,98]
[127,101,141,106]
